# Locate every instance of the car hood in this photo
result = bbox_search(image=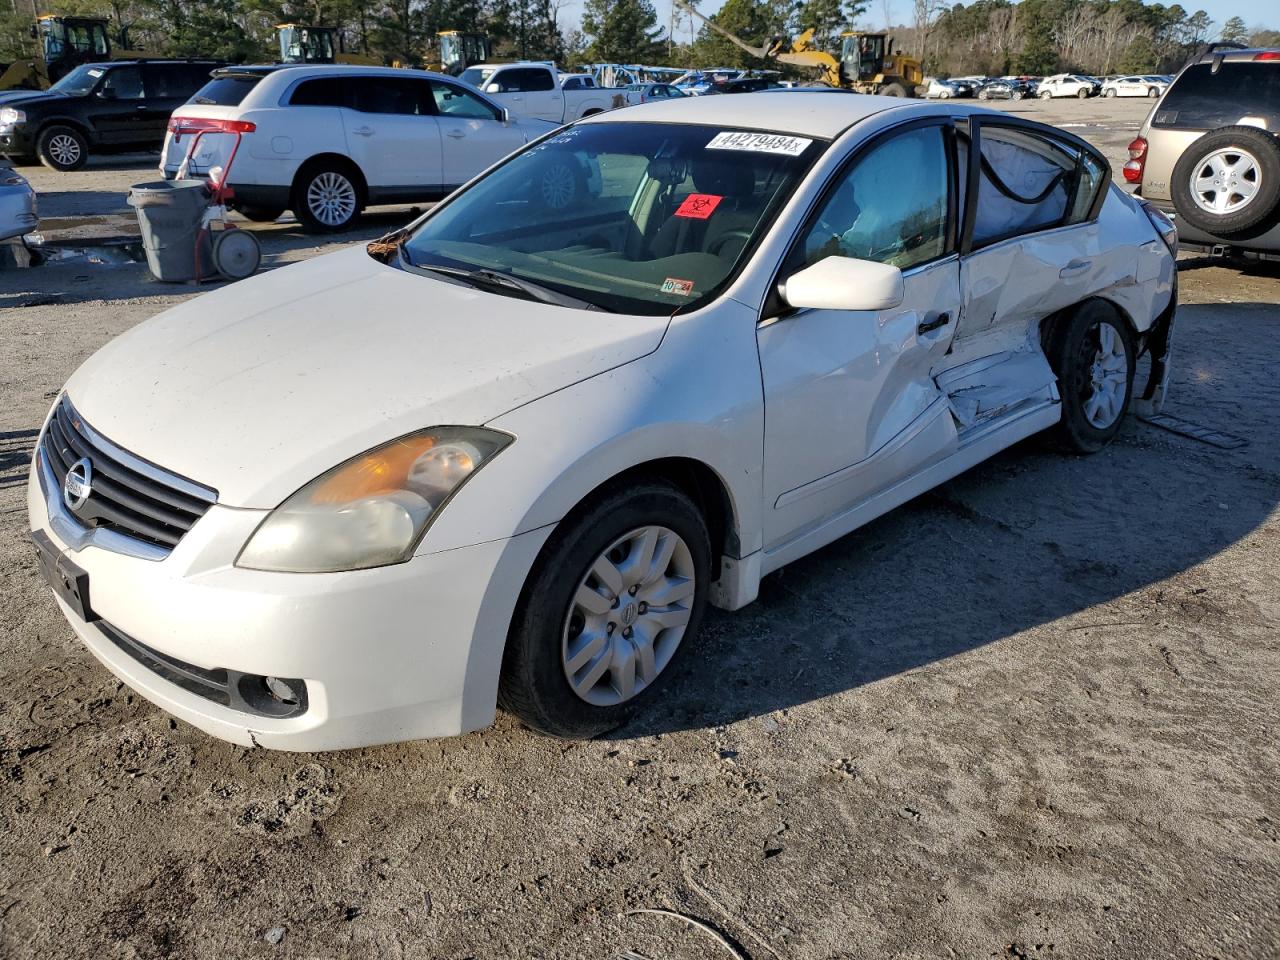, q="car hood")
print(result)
[0,89,60,107]
[64,246,669,508]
